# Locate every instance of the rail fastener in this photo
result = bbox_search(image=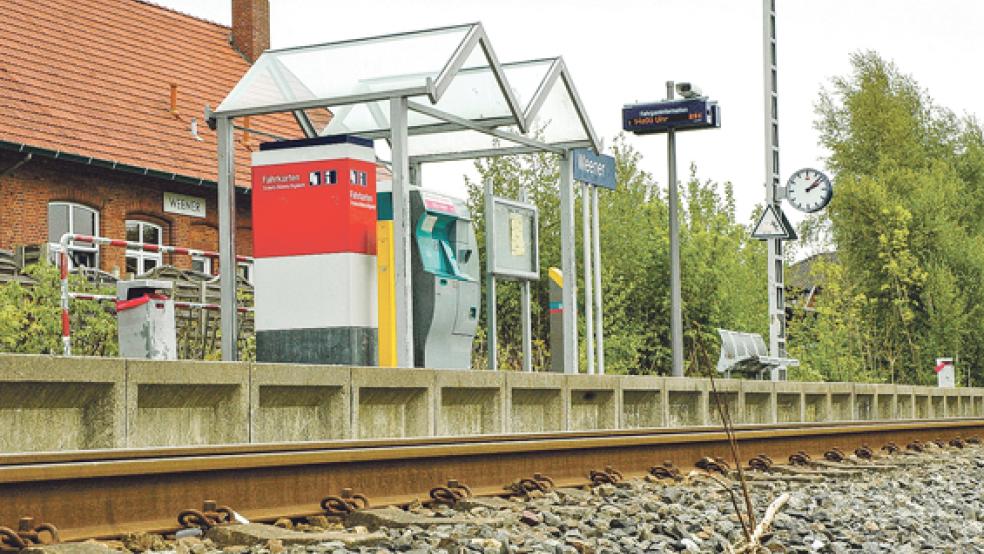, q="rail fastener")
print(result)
[588,466,624,485]
[748,453,775,472]
[882,441,901,454]
[695,456,731,476]
[789,450,812,466]
[649,460,683,480]
[320,488,370,517]
[429,479,473,508]
[824,447,847,462]
[177,501,236,531]
[855,444,874,459]
[509,473,557,497]
[0,517,60,553]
